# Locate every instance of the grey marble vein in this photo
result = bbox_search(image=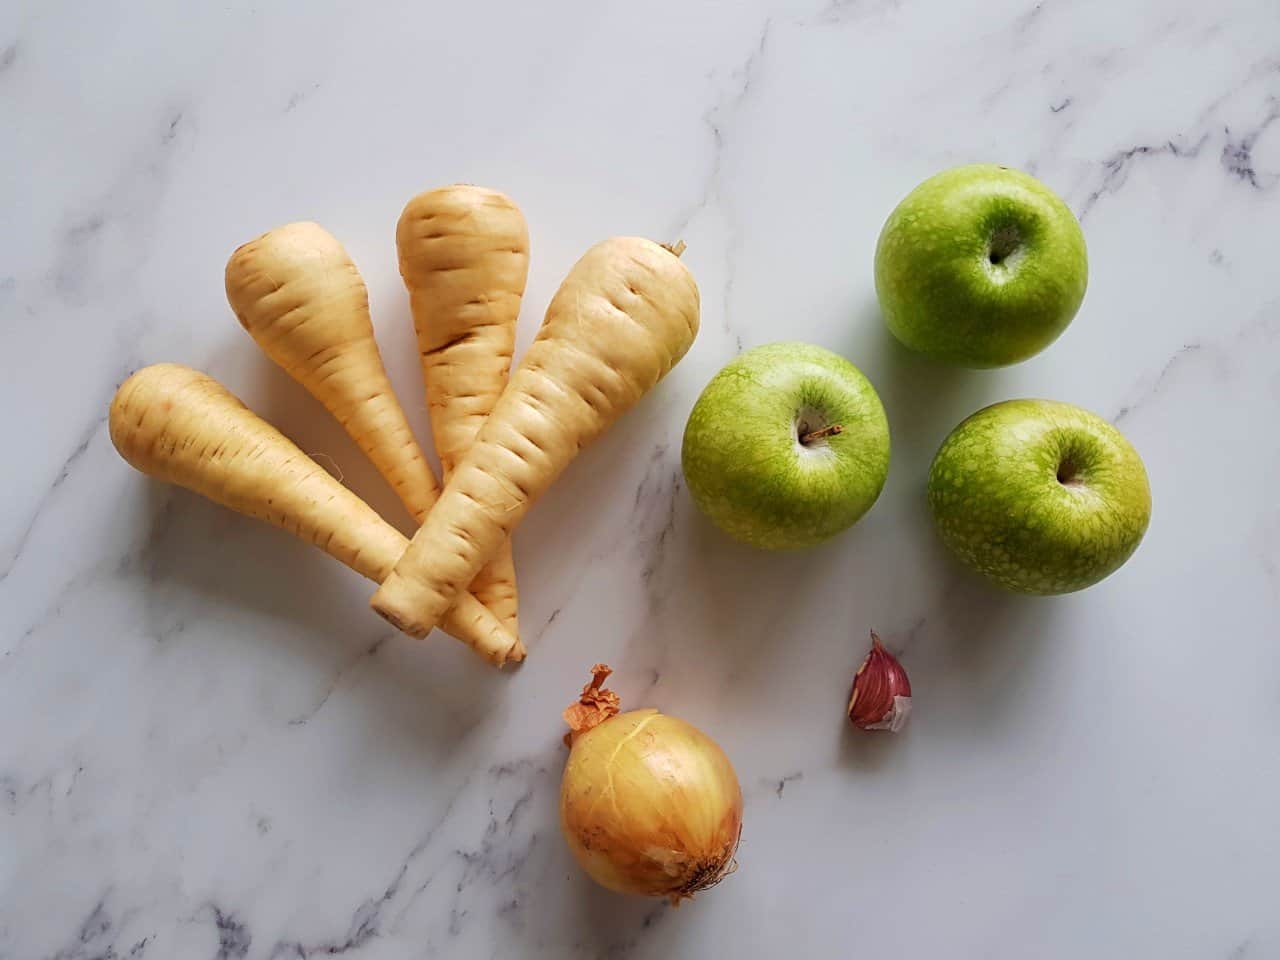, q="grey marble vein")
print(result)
[670,15,775,353]
[206,905,251,960]
[48,897,151,960]
[1221,98,1280,189]
[286,635,388,727]
[1113,343,1203,424]
[283,83,321,114]
[47,107,191,308]
[1,413,105,582]
[772,771,803,797]
[1081,135,1211,218]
